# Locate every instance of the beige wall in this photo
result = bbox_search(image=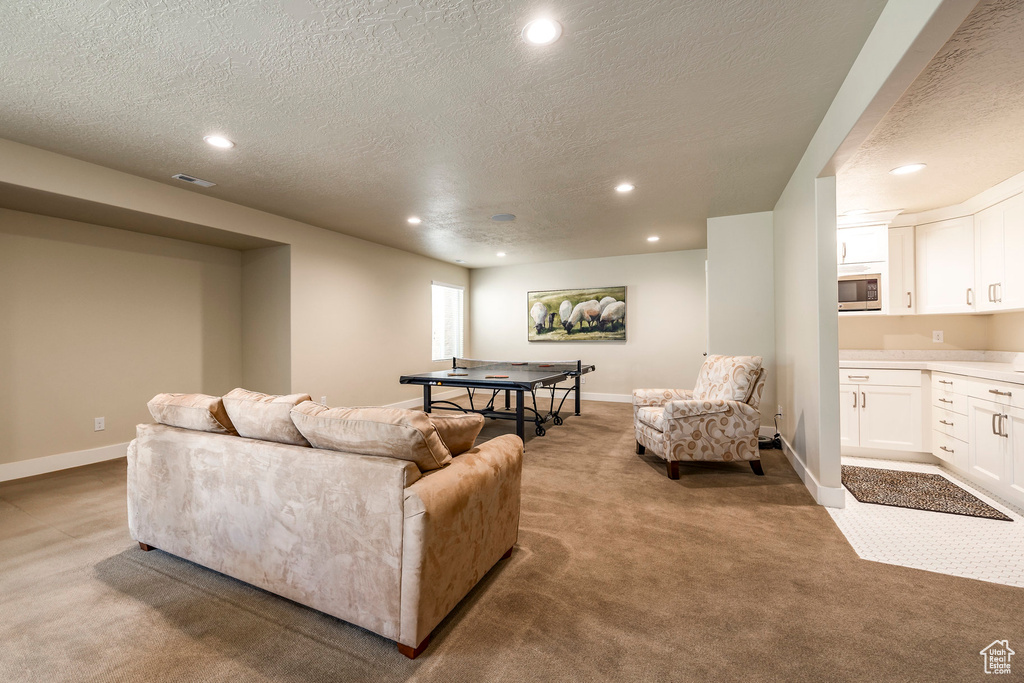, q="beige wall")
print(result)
[0,209,242,465]
[987,311,1024,352]
[707,211,776,424]
[241,246,291,394]
[469,250,707,398]
[839,314,990,350]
